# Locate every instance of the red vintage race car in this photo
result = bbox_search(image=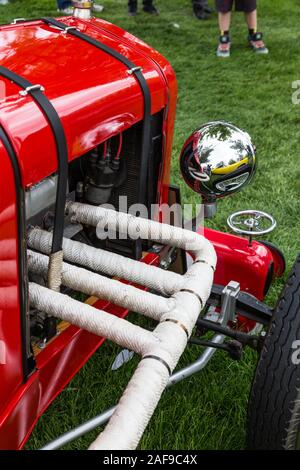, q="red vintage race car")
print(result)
[0,3,298,451]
